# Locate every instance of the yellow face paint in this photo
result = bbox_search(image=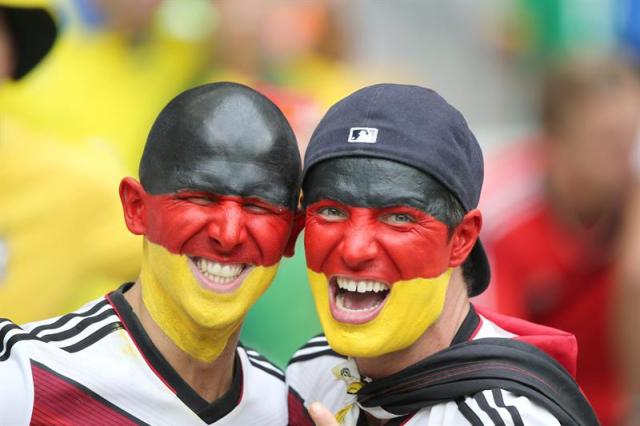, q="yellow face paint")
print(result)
[307,268,452,358]
[140,240,278,362]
